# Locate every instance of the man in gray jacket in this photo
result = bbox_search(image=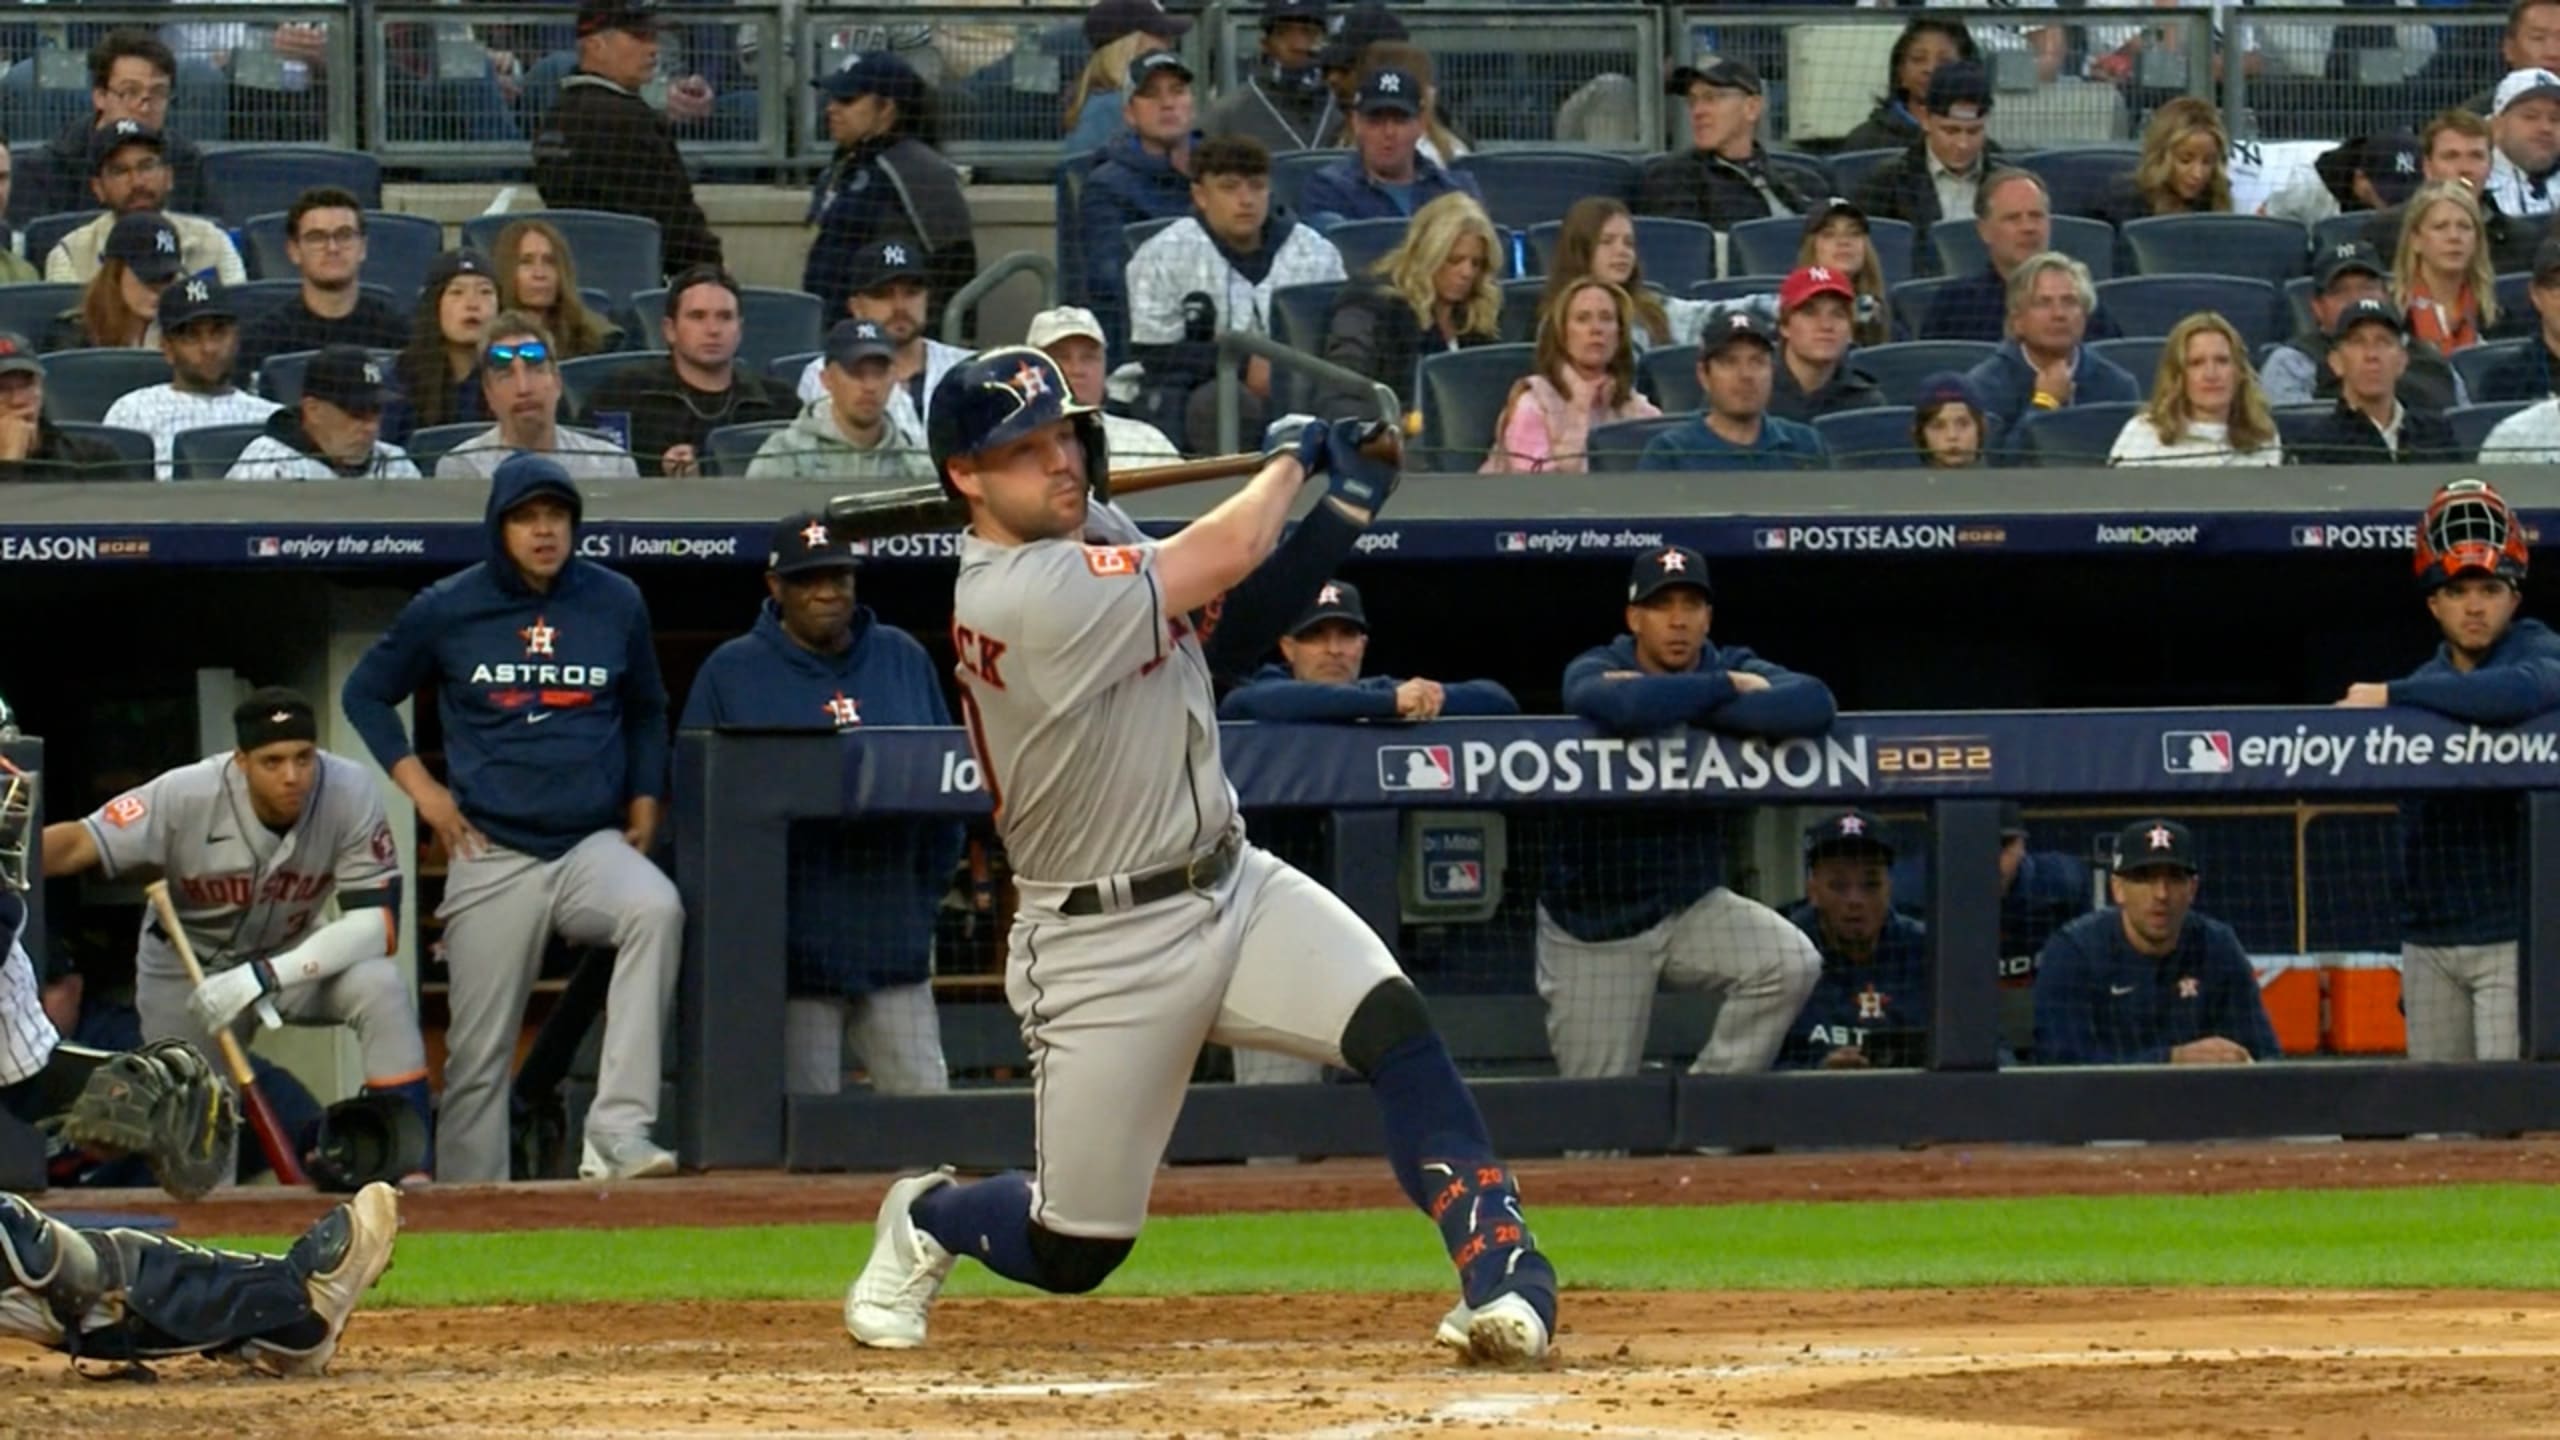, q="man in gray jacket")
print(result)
[1200,0,1338,153]
[749,319,936,483]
